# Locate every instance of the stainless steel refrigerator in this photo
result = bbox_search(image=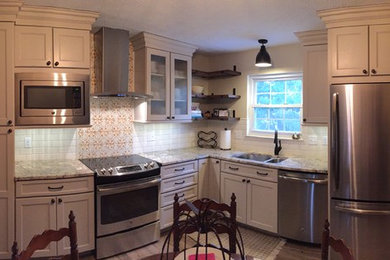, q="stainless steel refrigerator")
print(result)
[330,83,390,259]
